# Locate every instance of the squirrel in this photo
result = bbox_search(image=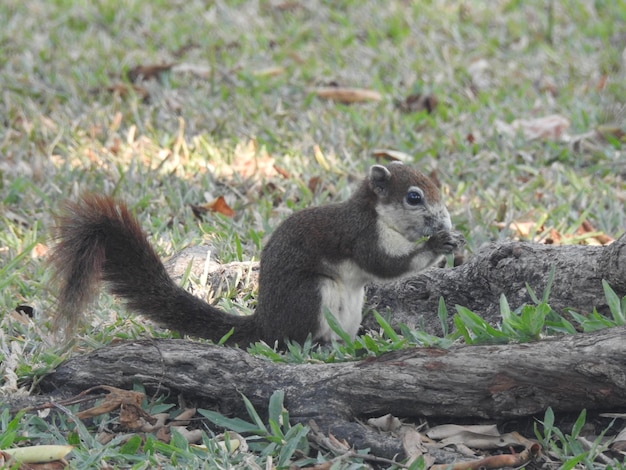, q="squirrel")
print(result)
[49,162,464,347]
